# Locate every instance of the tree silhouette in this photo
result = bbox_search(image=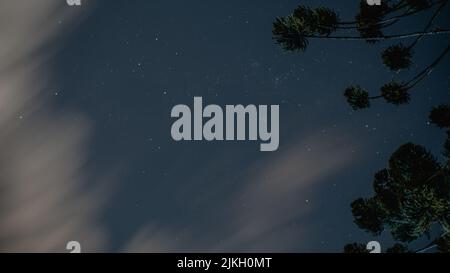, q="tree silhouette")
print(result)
[386,243,411,253]
[273,0,450,252]
[436,233,450,251]
[351,143,449,240]
[343,243,370,253]
[273,0,450,108]
[429,105,450,128]
[382,44,413,70]
[342,139,450,252]
[445,132,450,158]
[344,85,371,110]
